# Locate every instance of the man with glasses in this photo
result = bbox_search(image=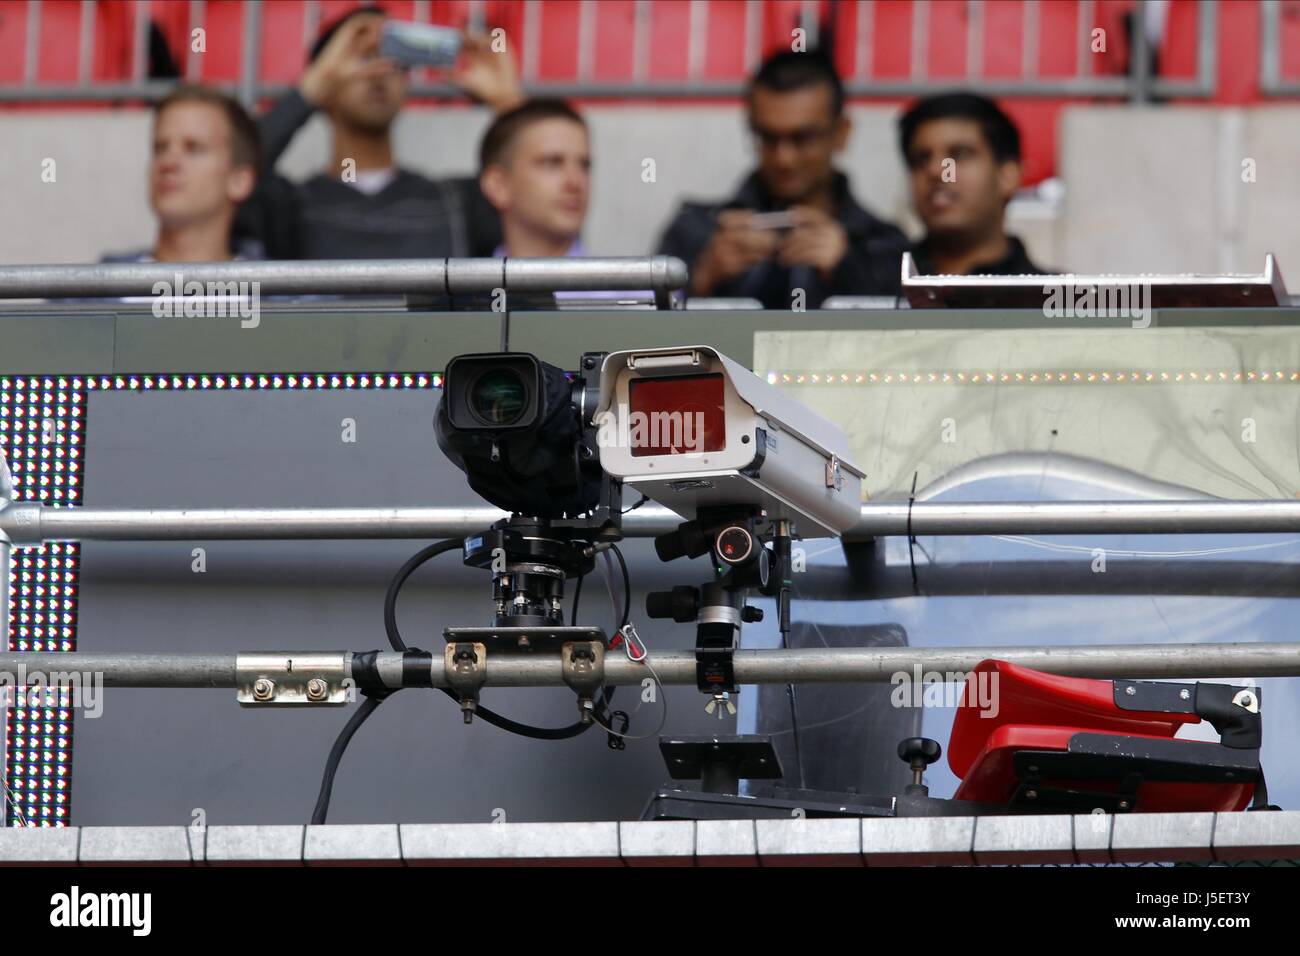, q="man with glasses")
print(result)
[657,50,907,308]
